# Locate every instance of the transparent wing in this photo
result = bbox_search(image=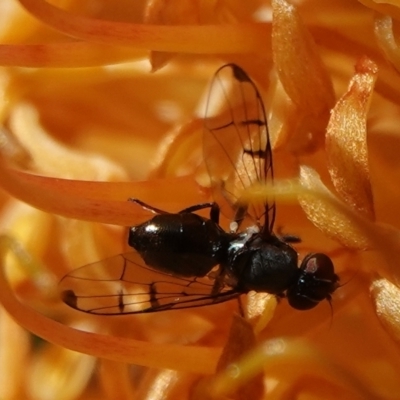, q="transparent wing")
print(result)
[204,63,275,233]
[59,252,238,315]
